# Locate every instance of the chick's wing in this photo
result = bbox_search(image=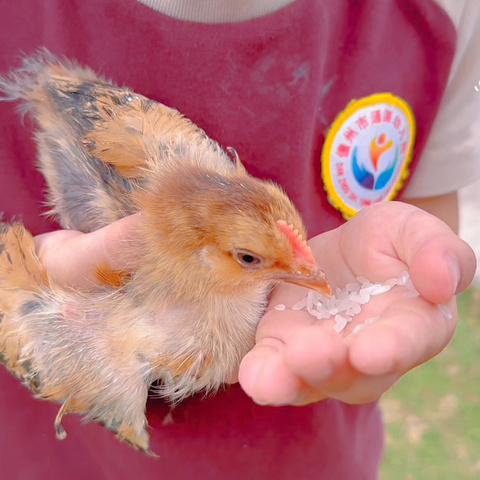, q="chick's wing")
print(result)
[0,50,231,232]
